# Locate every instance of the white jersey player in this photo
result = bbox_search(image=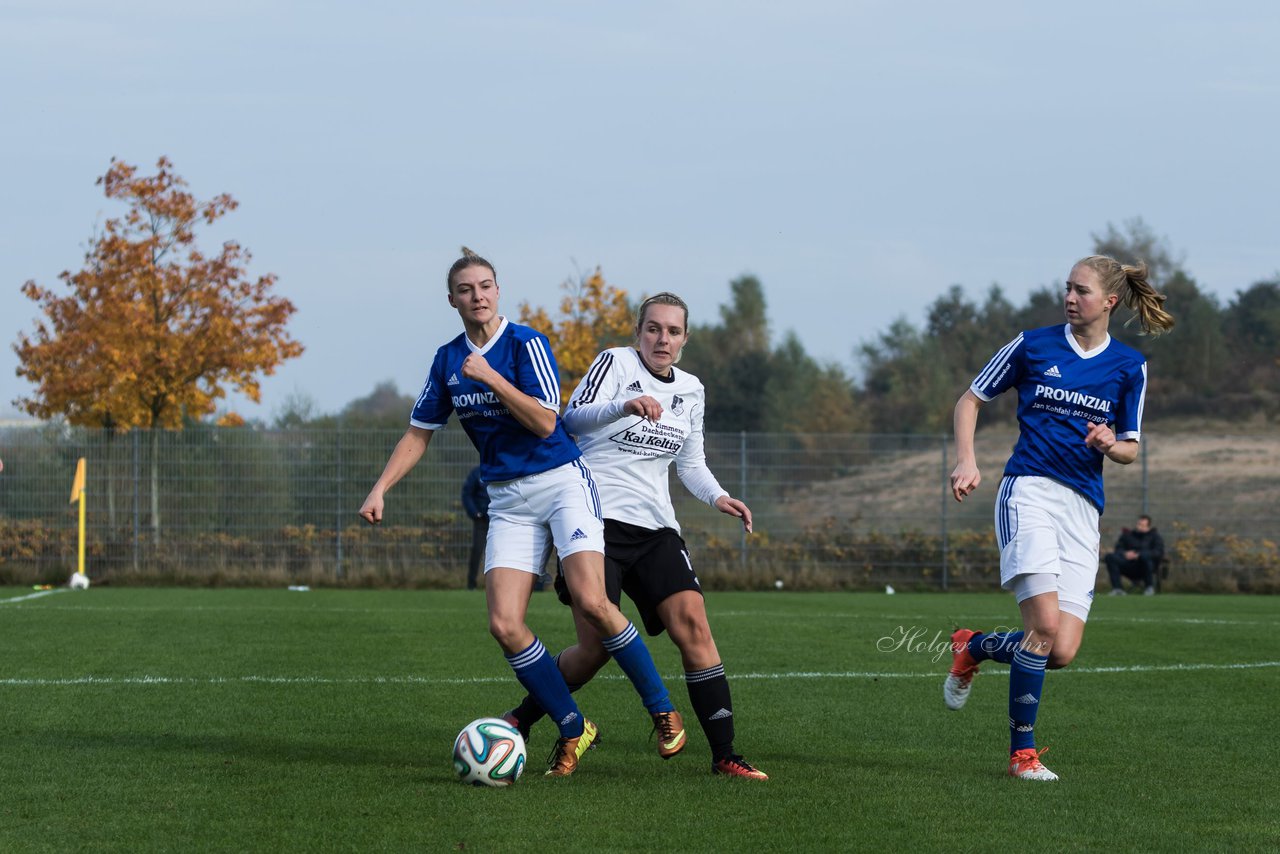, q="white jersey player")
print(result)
[359,251,682,777]
[943,255,1176,782]
[568,345,726,533]
[504,293,768,780]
